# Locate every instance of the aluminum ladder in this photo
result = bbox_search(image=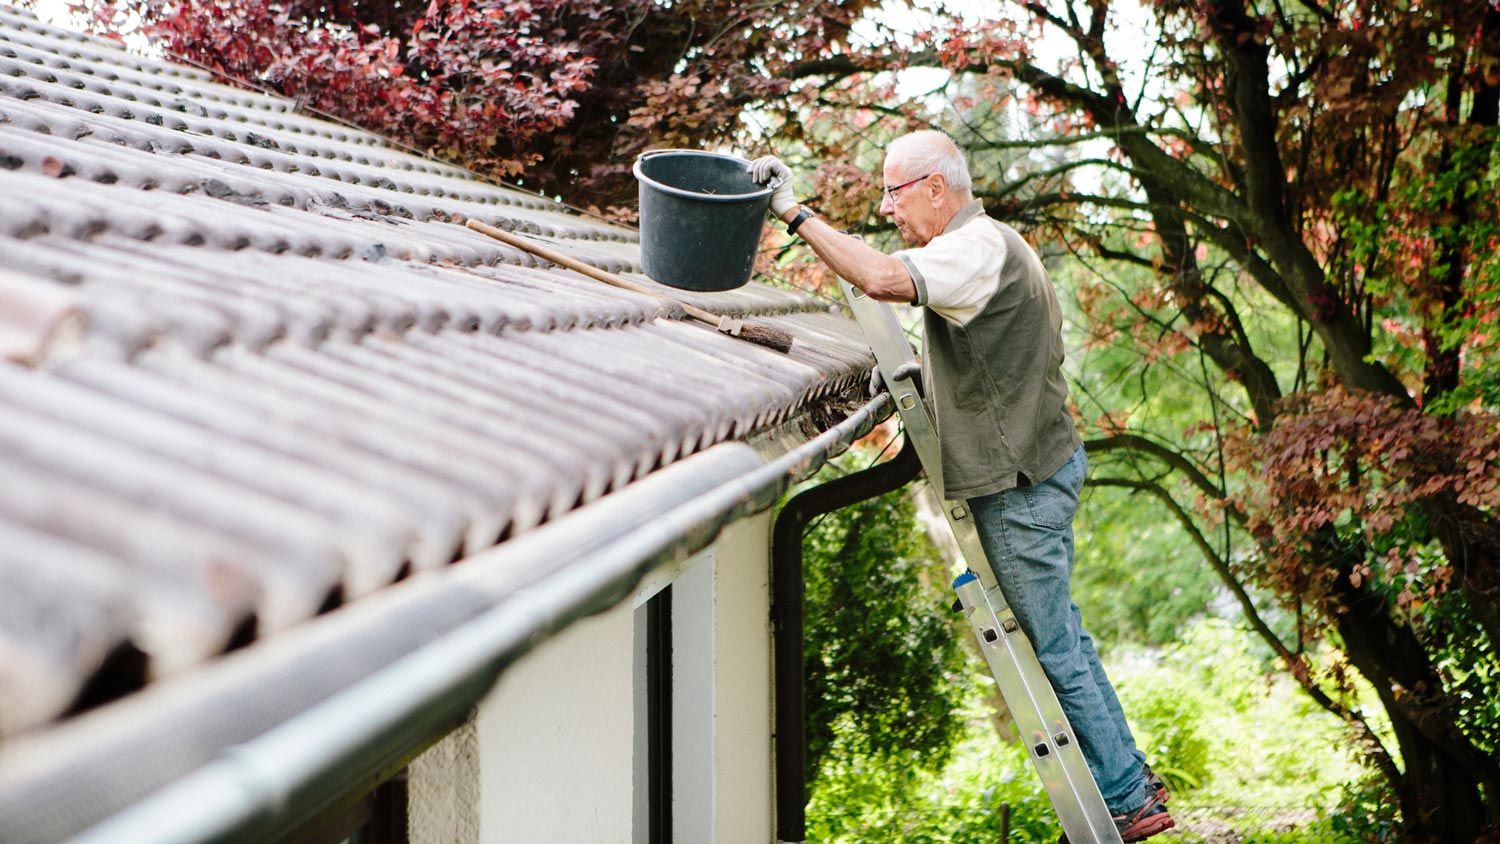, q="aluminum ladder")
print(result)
[841,281,1123,844]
